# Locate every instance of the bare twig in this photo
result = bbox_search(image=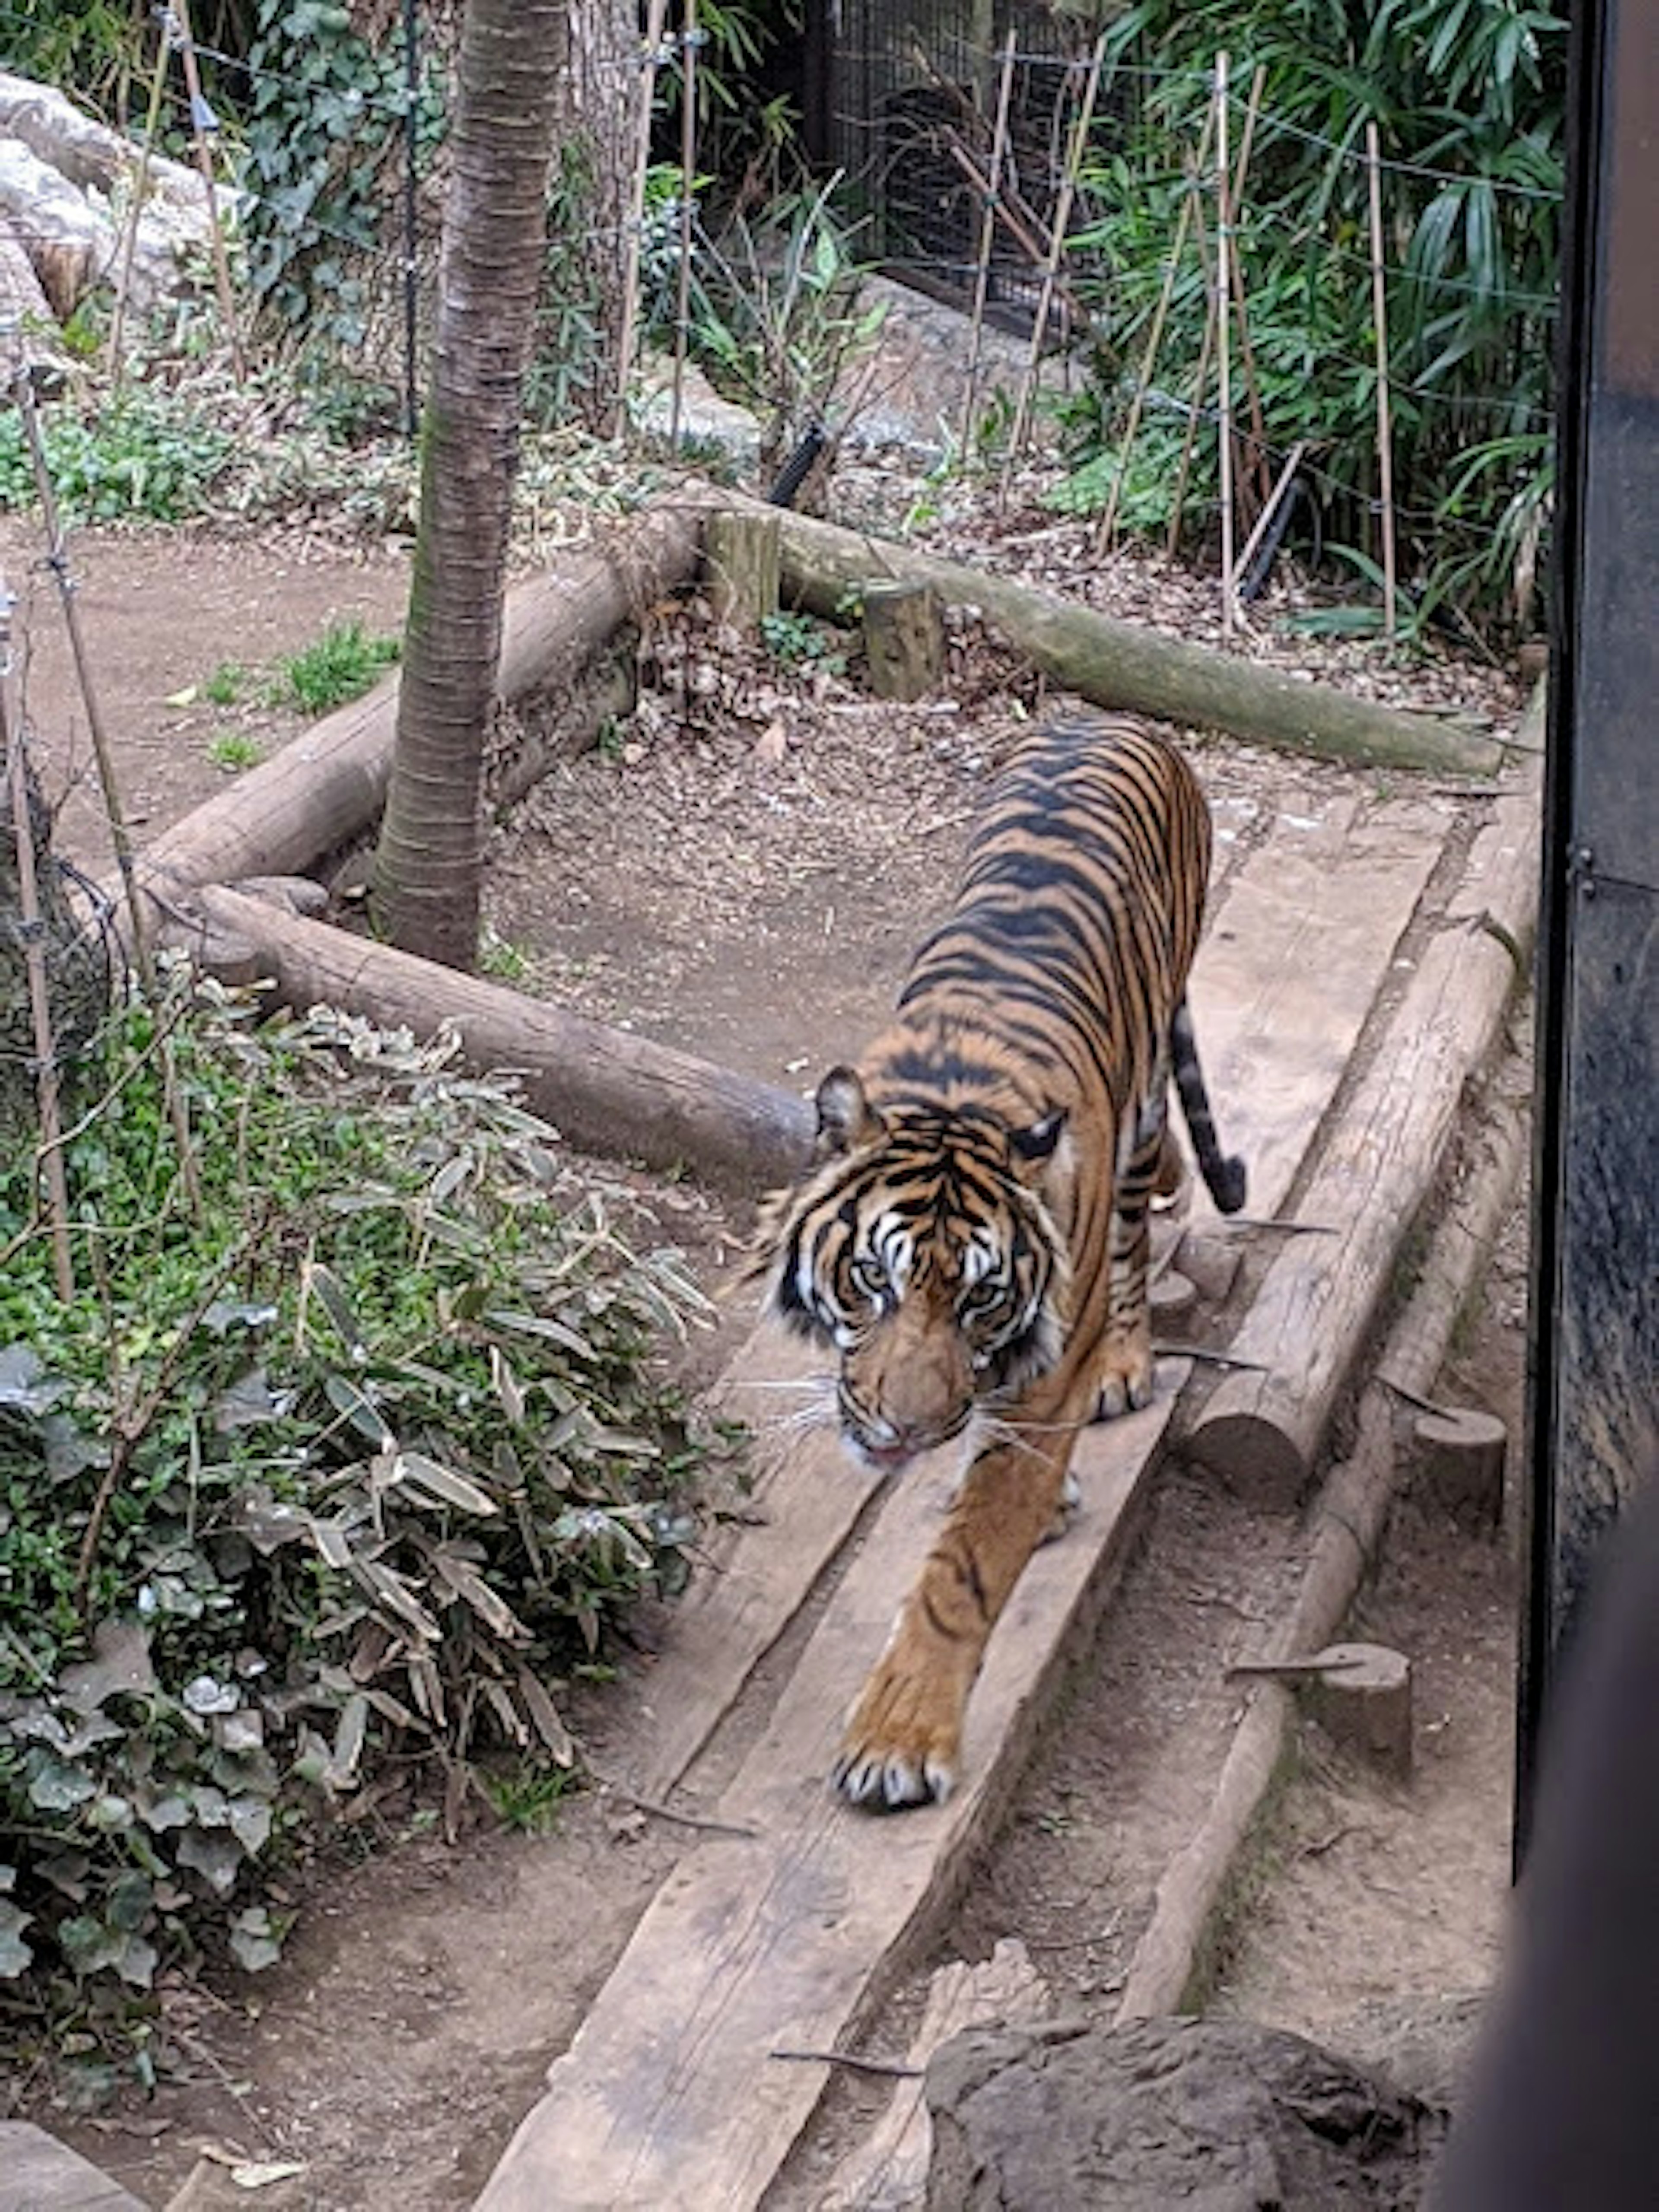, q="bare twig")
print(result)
[1366,121,1399,638]
[769,2048,923,2080]
[592,1770,758,1840]
[959,31,1018,464]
